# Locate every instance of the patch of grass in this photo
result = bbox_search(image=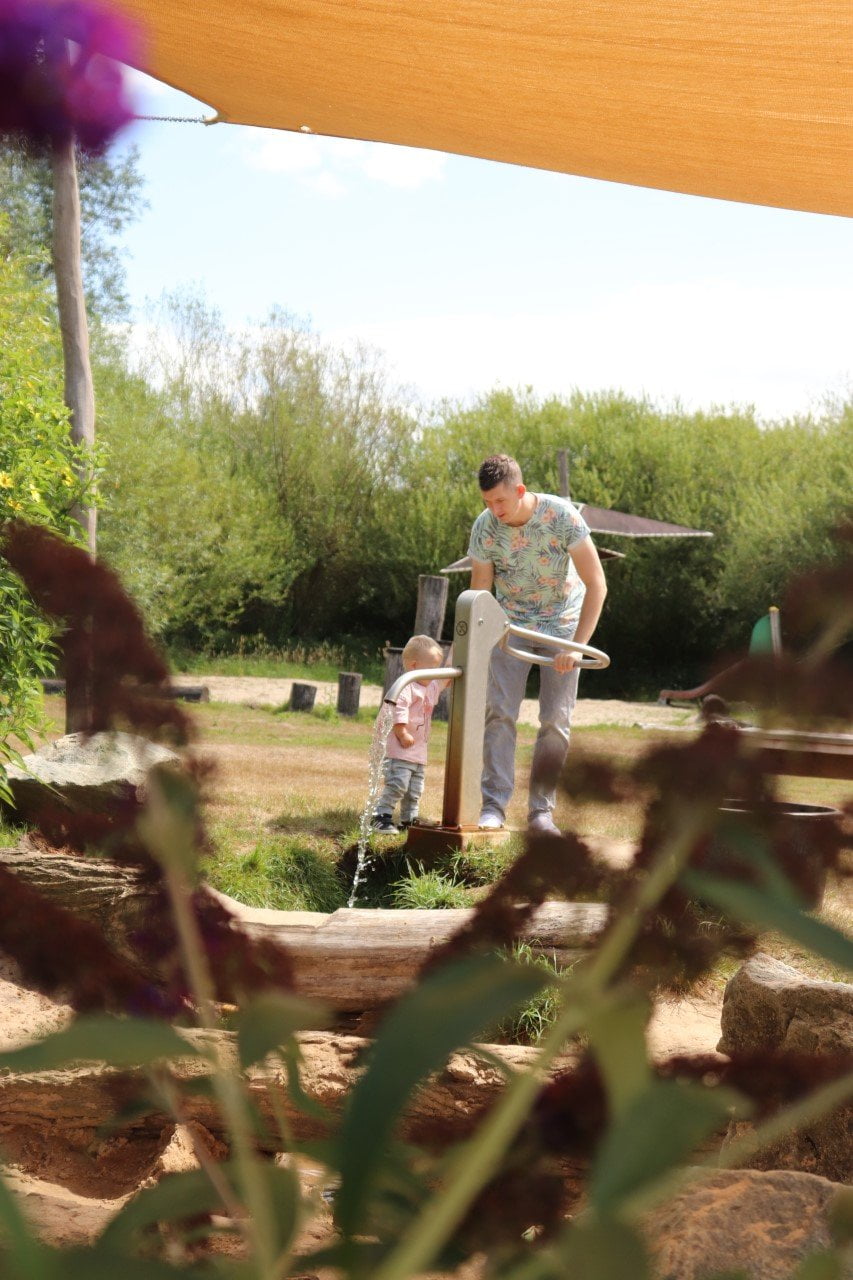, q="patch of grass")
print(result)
[169,638,385,684]
[0,813,28,848]
[208,831,347,913]
[492,943,567,1045]
[268,805,363,840]
[390,865,472,910]
[272,704,378,728]
[450,835,525,886]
